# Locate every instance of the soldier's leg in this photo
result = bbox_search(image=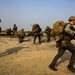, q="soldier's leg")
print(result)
[46,34,48,42]
[21,37,23,42]
[67,43,75,72]
[38,34,41,44]
[13,31,15,35]
[13,31,15,37]
[33,35,36,44]
[47,35,50,42]
[19,38,23,43]
[19,38,21,43]
[49,47,66,71]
